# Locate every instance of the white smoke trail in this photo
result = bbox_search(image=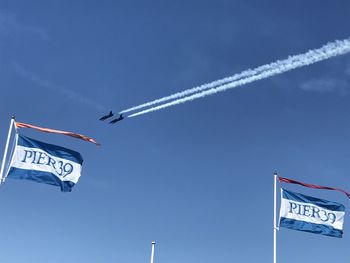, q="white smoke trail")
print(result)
[127,38,350,118]
[121,52,305,114]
